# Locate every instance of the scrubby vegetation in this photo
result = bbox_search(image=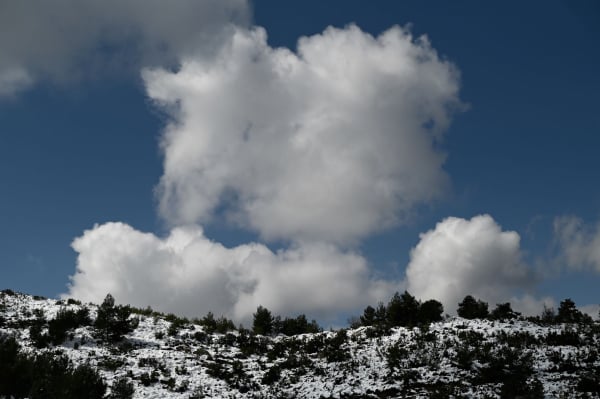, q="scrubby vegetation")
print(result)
[94,294,139,343]
[0,335,105,399]
[0,288,599,398]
